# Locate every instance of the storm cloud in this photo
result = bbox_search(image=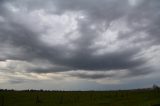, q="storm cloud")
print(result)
[0,0,160,89]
